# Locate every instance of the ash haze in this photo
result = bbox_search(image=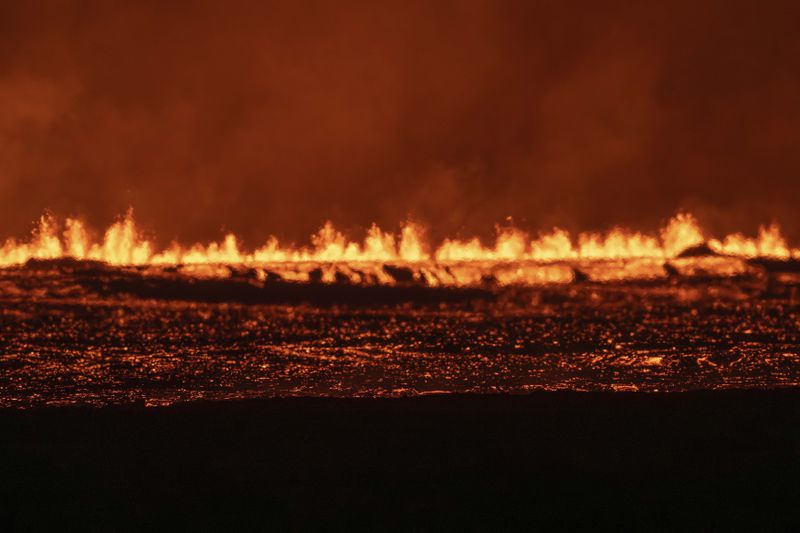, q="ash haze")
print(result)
[0,0,798,247]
